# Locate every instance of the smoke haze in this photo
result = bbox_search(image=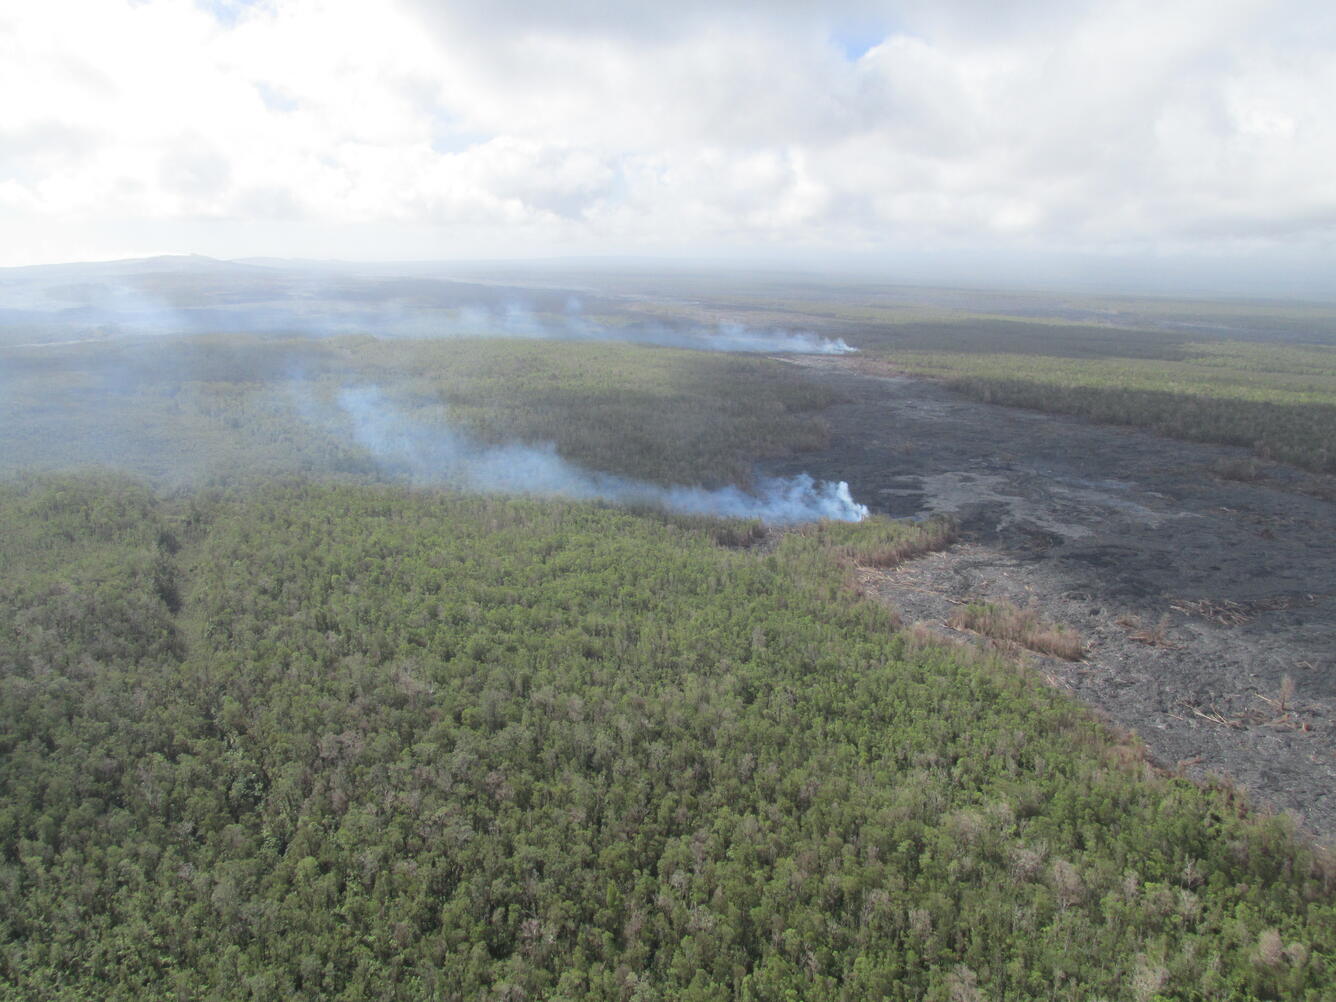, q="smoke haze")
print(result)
[0,257,855,355]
